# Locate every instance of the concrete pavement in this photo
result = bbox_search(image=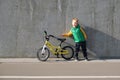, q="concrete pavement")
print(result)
[0,58,120,80]
[0,58,120,63]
